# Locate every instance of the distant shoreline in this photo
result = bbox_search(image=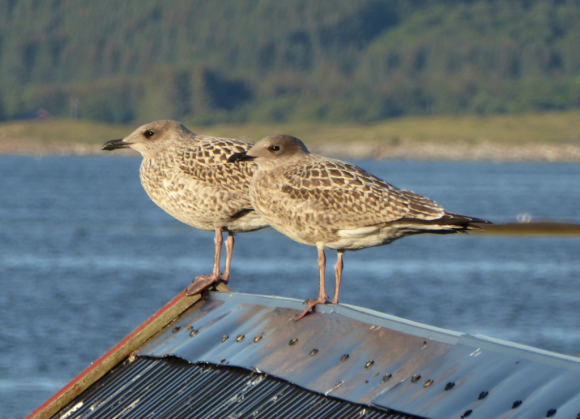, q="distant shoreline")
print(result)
[311,140,580,162]
[1,114,579,161]
[2,139,580,162]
